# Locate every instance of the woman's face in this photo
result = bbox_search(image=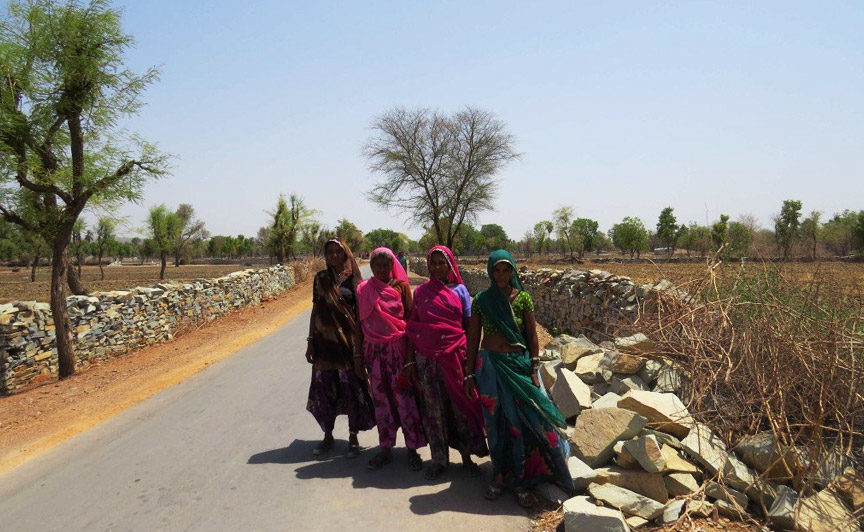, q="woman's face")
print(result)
[492,261,513,289]
[325,243,346,268]
[370,256,392,283]
[429,251,450,282]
